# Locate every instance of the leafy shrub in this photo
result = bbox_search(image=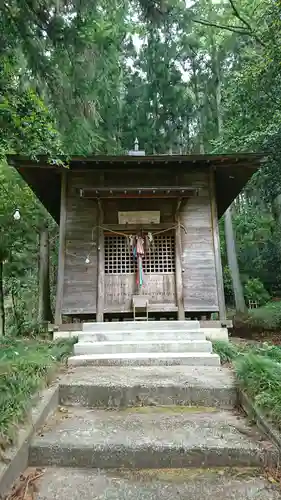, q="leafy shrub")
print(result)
[246,301,281,330]
[244,278,270,306]
[211,340,241,363]
[251,342,281,363]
